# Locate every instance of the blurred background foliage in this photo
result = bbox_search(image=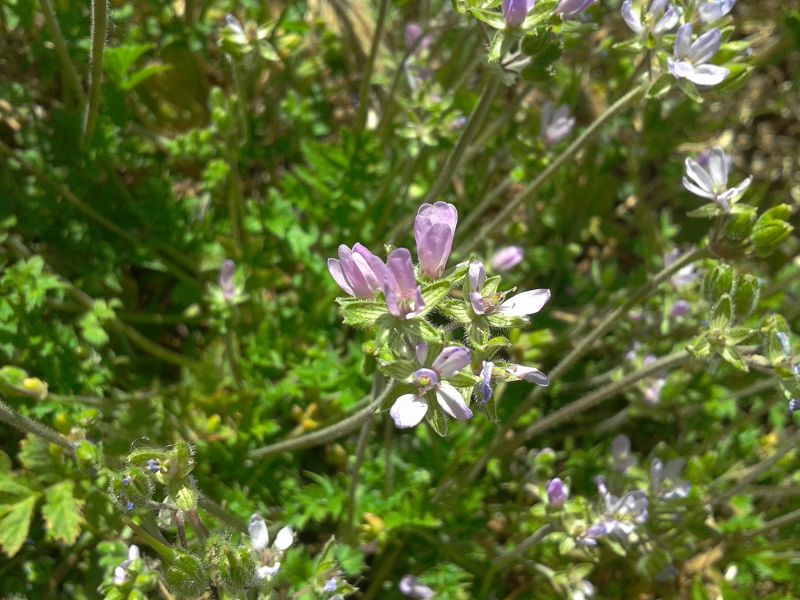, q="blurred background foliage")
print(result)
[0,0,799,598]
